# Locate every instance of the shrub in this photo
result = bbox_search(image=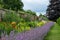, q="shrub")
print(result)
[5,23,14,34]
[3,11,20,23]
[57,17,60,25]
[0,23,5,36]
[27,21,37,28]
[0,22,14,36]
[15,22,31,32]
[37,22,44,27]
